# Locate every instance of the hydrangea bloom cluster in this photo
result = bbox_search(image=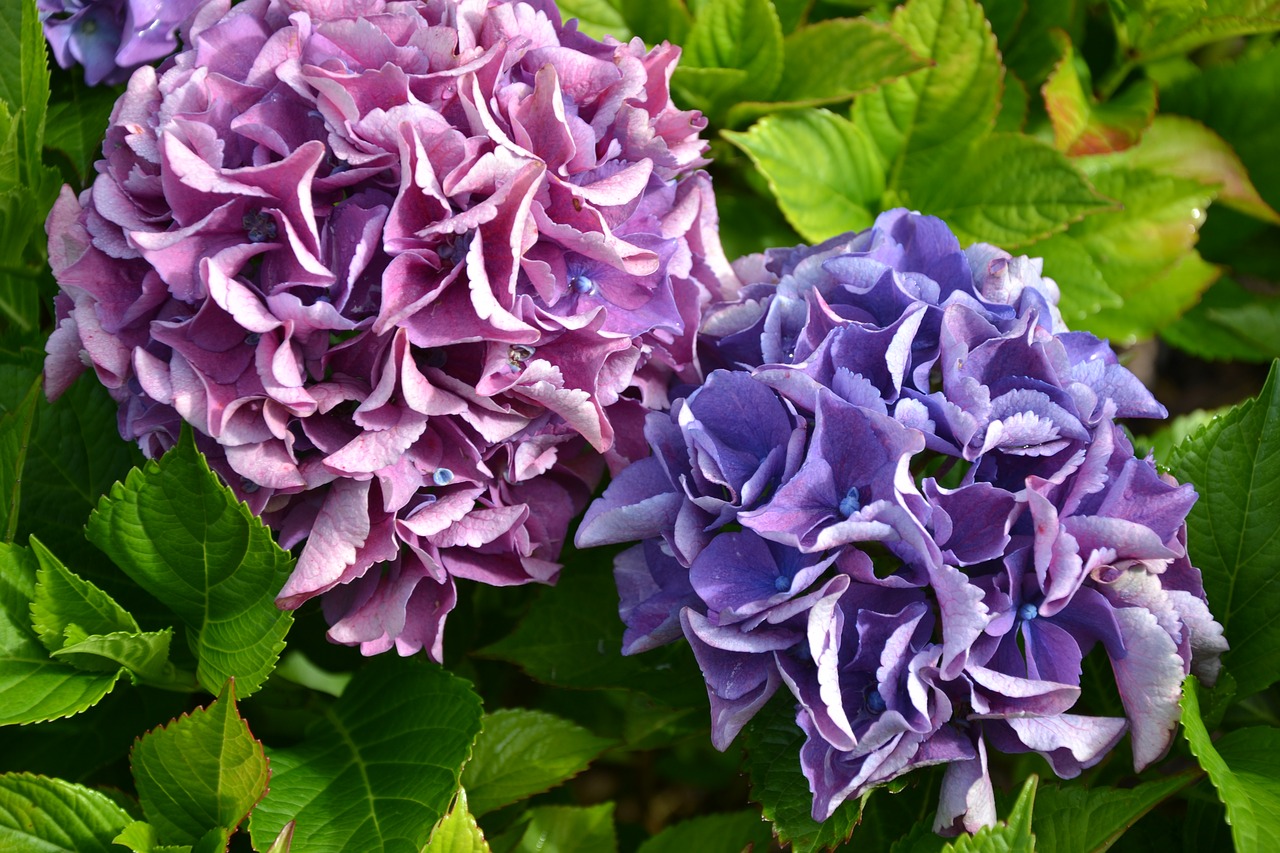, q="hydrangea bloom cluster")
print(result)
[45,0,730,660]
[577,209,1227,832]
[40,0,208,86]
